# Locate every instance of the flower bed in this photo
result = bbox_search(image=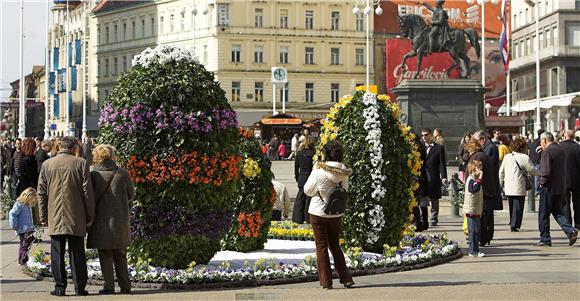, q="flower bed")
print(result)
[267,221,314,241]
[27,233,459,287]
